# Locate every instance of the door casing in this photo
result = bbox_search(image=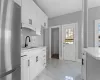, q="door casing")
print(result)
[49,25,61,59]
